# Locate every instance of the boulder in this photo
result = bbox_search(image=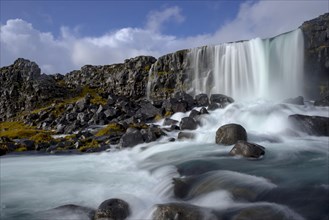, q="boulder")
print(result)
[207,103,220,111]
[195,93,209,107]
[38,204,95,220]
[120,129,144,148]
[314,95,329,106]
[152,203,216,220]
[283,96,304,105]
[229,141,265,158]
[163,118,178,126]
[189,109,201,120]
[178,132,196,140]
[215,123,247,145]
[174,91,195,110]
[289,114,329,136]
[137,102,161,121]
[210,94,234,107]
[200,107,209,114]
[231,205,294,220]
[94,198,130,220]
[180,117,198,130]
